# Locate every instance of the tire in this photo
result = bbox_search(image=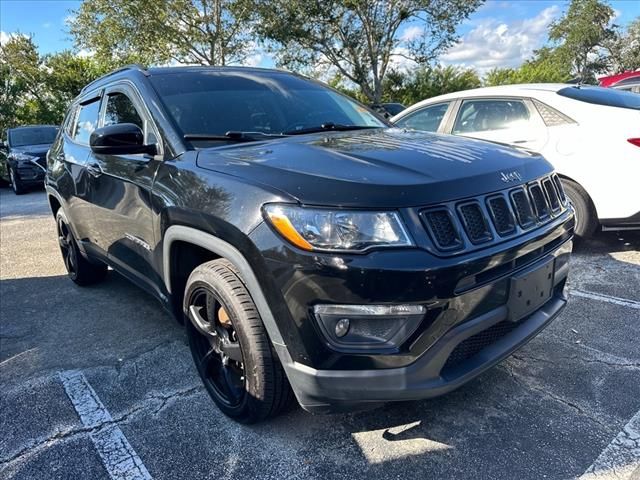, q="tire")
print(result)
[56,211,108,286]
[9,168,26,195]
[184,258,294,423]
[561,179,598,239]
